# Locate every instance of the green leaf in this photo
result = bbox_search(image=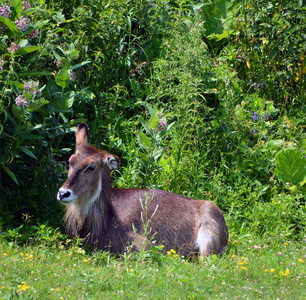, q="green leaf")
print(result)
[3,166,19,185]
[9,81,24,89]
[69,50,80,60]
[21,8,36,18]
[55,67,71,88]
[26,98,49,113]
[11,0,23,18]
[19,70,52,77]
[262,140,285,152]
[138,132,152,149]
[0,16,20,36]
[12,104,25,122]
[150,114,160,129]
[138,116,153,136]
[19,146,37,160]
[14,46,41,56]
[22,20,49,35]
[71,60,91,70]
[275,149,306,186]
[0,41,8,53]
